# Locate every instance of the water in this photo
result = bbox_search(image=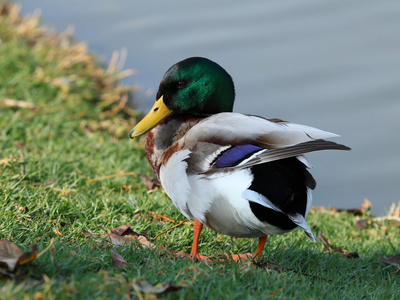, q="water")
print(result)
[18,0,400,215]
